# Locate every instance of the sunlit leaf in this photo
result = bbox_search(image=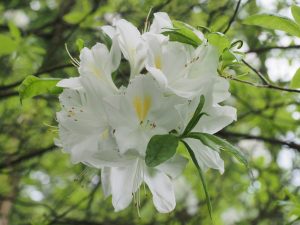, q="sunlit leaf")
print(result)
[291,5,300,25]
[290,68,300,88]
[18,75,62,102]
[0,34,18,56]
[206,32,230,53]
[243,13,300,37]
